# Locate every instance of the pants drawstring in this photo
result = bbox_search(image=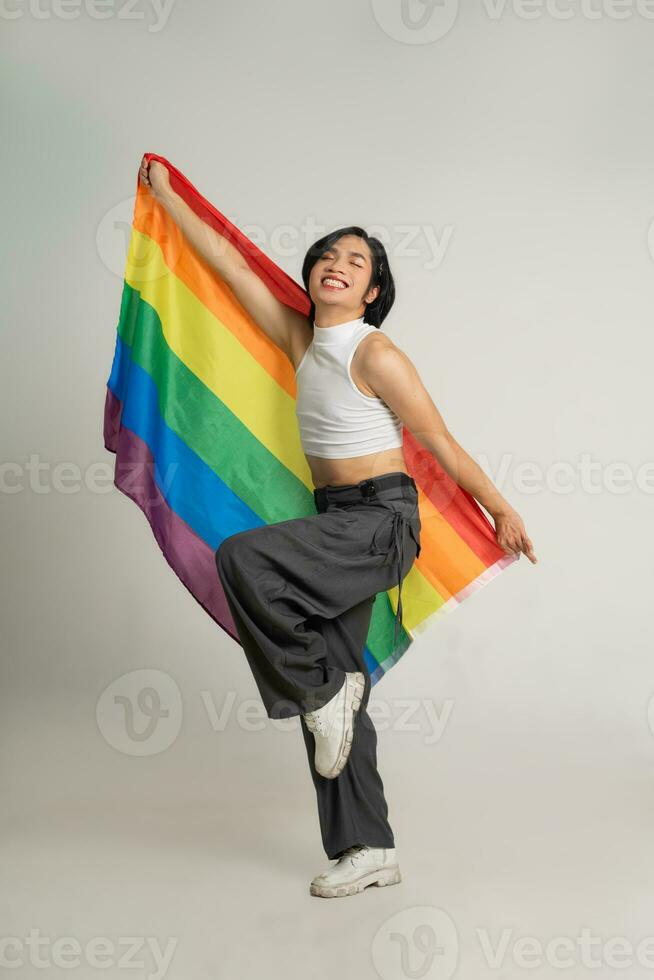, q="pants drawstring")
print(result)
[370,502,420,645]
